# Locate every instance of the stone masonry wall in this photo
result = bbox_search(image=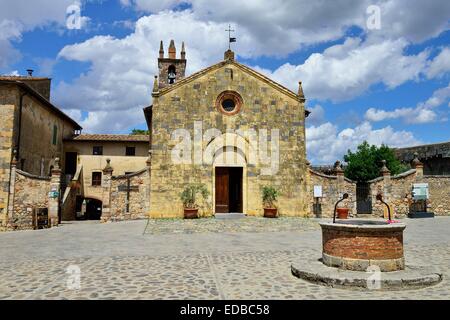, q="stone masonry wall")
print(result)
[307,168,356,218]
[369,170,417,218]
[0,84,17,227]
[17,93,76,176]
[423,175,450,215]
[109,168,150,221]
[369,166,450,217]
[9,170,50,230]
